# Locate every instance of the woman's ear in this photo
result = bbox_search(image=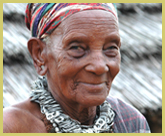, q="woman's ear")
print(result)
[27,37,48,76]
